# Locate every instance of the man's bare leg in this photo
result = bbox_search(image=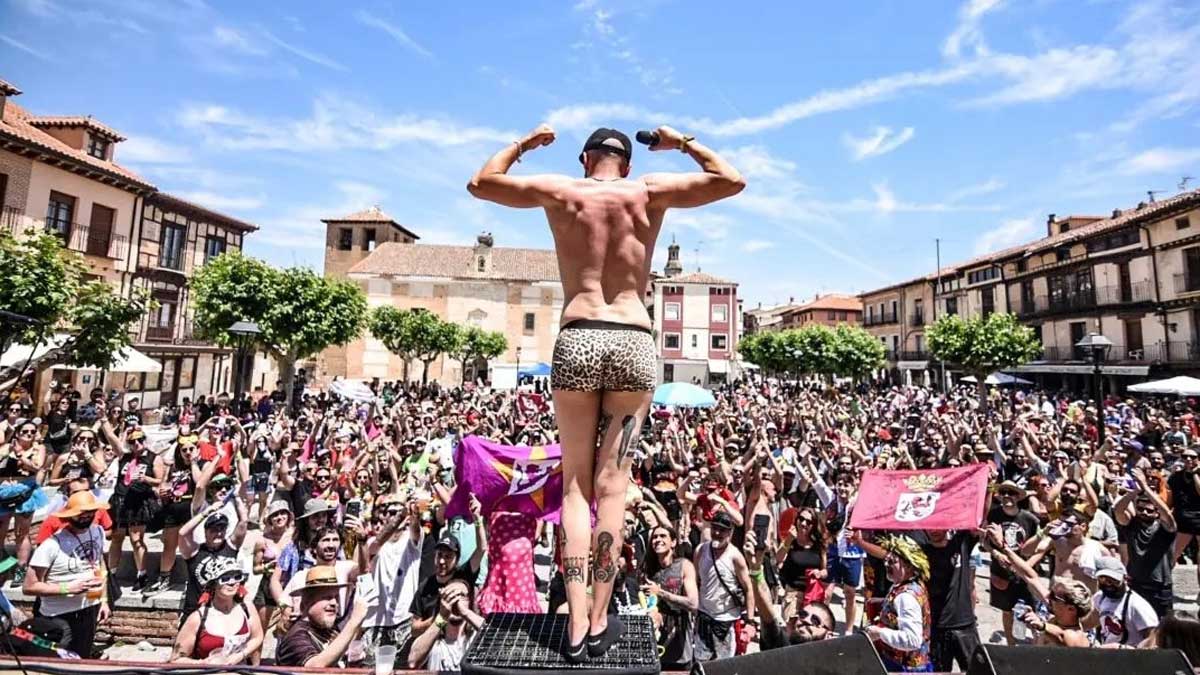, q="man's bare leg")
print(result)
[554,389,603,651]
[588,390,652,645]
